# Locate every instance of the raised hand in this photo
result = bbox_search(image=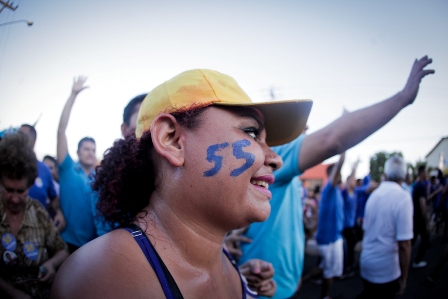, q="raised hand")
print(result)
[72,76,89,95]
[402,56,435,105]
